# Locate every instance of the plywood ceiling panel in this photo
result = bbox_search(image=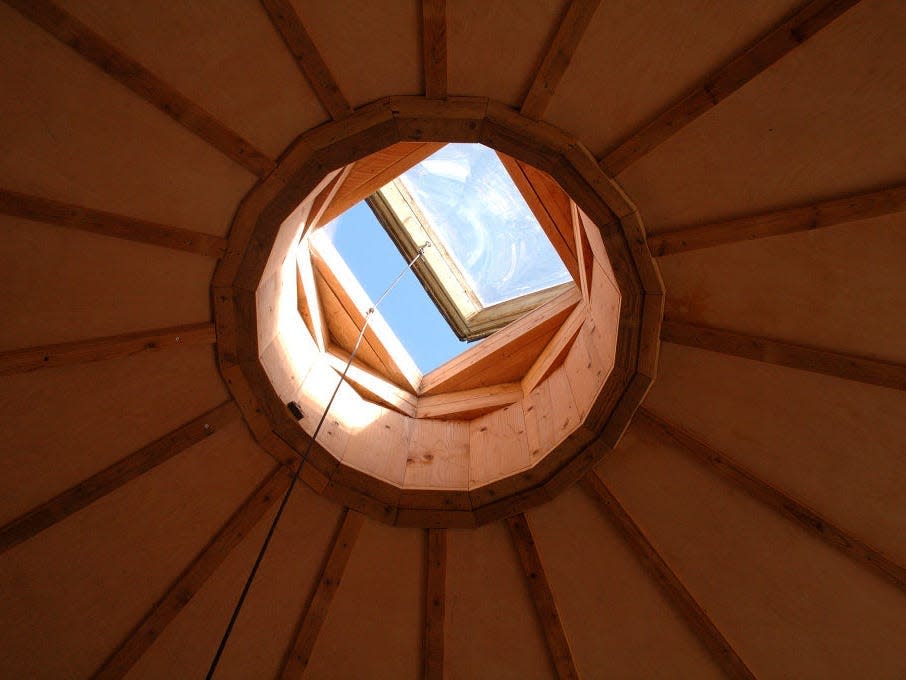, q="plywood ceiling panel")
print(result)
[597,423,906,679]
[659,212,906,365]
[646,342,906,567]
[446,522,557,679]
[0,424,274,679]
[304,520,424,679]
[128,484,343,680]
[0,218,214,350]
[620,0,906,231]
[0,346,227,526]
[528,485,726,679]
[53,0,329,157]
[0,4,255,236]
[545,0,798,156]
[291,0,421,108]
[448,0,568,108]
